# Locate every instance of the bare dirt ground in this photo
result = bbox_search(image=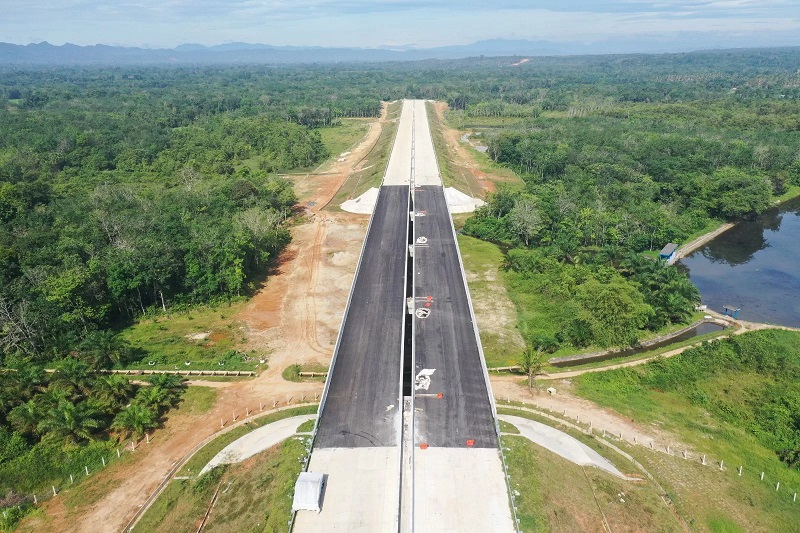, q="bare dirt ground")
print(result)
[491,375,690,453]
[21,109,389,533]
